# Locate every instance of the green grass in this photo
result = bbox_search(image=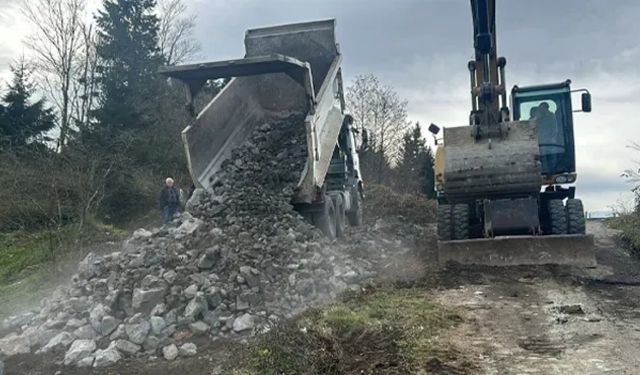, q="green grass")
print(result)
[608,212,640,255]
[0,222,127,321]
[232,285,464,375]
